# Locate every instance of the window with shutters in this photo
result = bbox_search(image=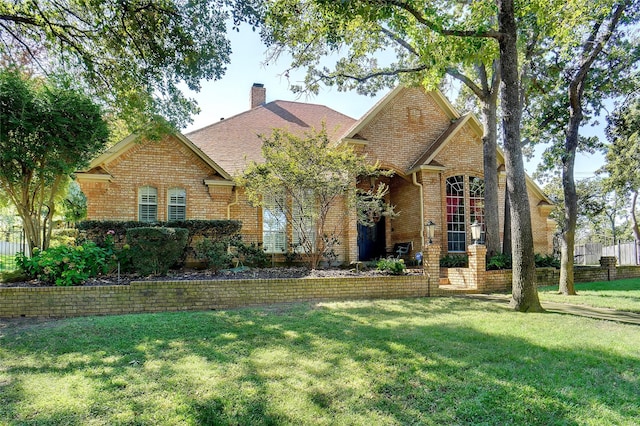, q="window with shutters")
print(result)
[262,192,286,253]
[138,186,158,222]
[168,188,186,221]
